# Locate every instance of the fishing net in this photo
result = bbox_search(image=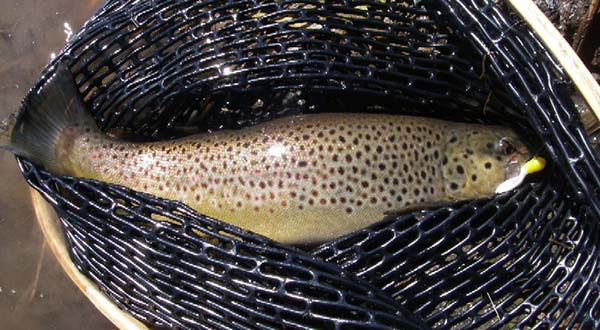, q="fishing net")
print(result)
[15,0,600,329]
